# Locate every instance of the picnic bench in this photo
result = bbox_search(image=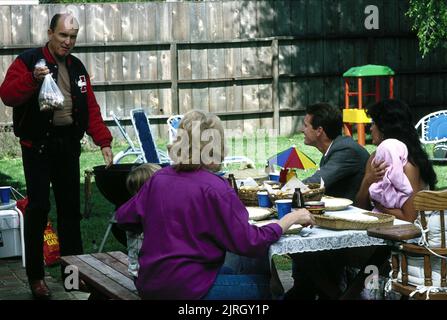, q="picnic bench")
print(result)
[60,251,140,300]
